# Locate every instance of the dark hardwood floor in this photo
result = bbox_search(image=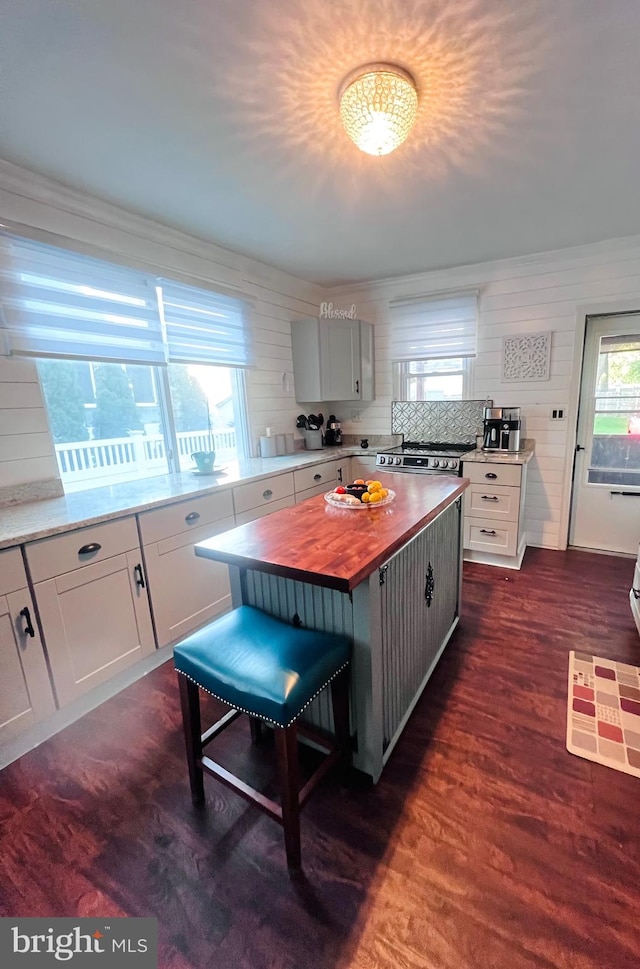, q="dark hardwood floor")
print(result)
[1,547,639,969]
